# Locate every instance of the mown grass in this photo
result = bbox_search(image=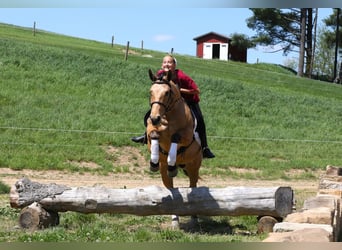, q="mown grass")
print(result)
[0,23,339,242]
